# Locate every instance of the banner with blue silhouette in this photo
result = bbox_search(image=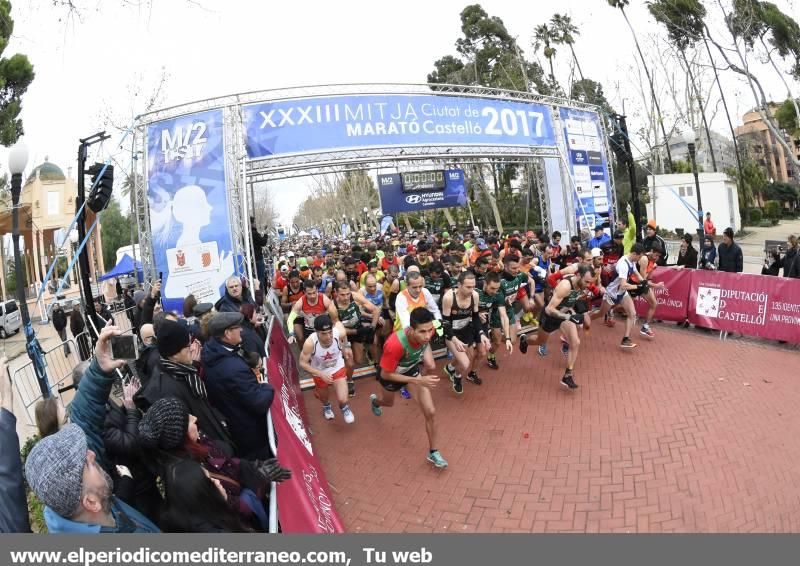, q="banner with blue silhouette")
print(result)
[146,109,234,313]
[377,169,467,214]
[243,94,556,158]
